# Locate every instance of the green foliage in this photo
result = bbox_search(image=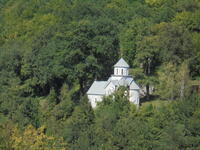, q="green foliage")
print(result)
[157,62,190,100]
[0,121,13,150]
[0,0,200,149]
[11,125,68,150]
[62,96,94,149]
[119,17,153,66]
